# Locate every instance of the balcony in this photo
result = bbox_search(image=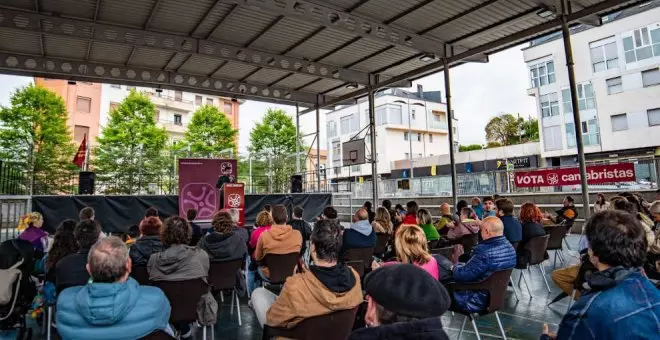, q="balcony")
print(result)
[148,92,194,112]
[157,118,186,135]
